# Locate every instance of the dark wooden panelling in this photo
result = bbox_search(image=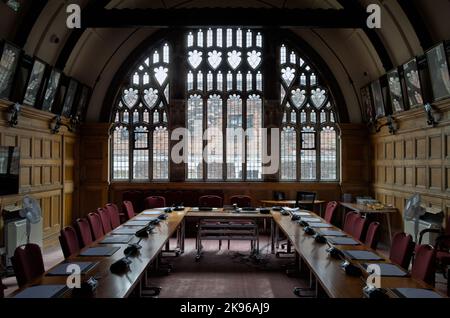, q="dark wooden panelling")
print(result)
[371,101,450,231]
